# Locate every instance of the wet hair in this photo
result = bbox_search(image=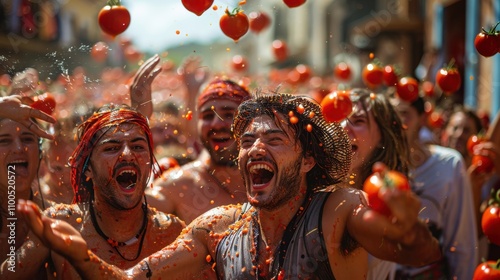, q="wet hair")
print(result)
[350,89,411,182]
[232,93,351,190]
[69,104,158,203]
